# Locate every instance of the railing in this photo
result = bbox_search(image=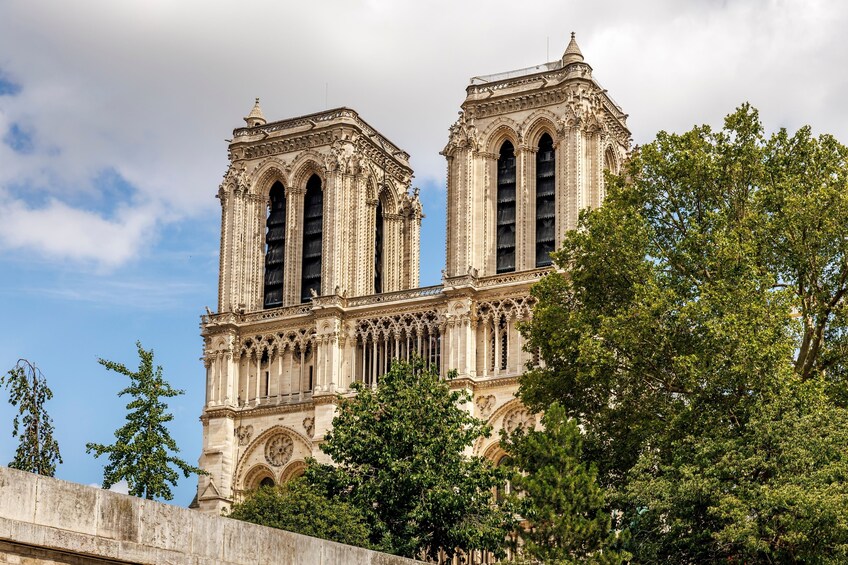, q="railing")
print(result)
[233,108,357,138]
[240,391,313,407]
[470,61,562,86]
[240,304,312,323]
[476,268,552,288]
[202,304,313,327]
[591,72,626,116]
[346,285,443,307]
